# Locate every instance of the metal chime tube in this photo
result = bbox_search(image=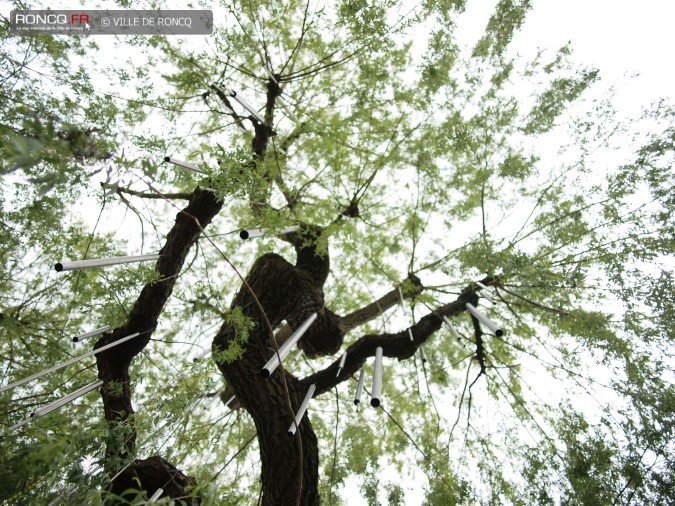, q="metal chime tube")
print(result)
[479,291,496,304]
[163,156,206,174]
[443,316,461,339]
[475,281,495,303]
[213,84,265,123]
[336,352,347,377]
[55,254,159,272]
[32,380,103,417]
[0,332,141,394]
[149,488,163,502]
[72,325,111,343]
[465,303,504,337]
[354,369,366,406]
[408,328,414,342]
[398,287,406,314]
[262,63,278,84]
[239,226,298,240]
[7,416,32,432]
[420,347,427,363]
[371,347,383,408]
[288,383,316,436]
[261,313,318,377]
[232,93,265,123]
